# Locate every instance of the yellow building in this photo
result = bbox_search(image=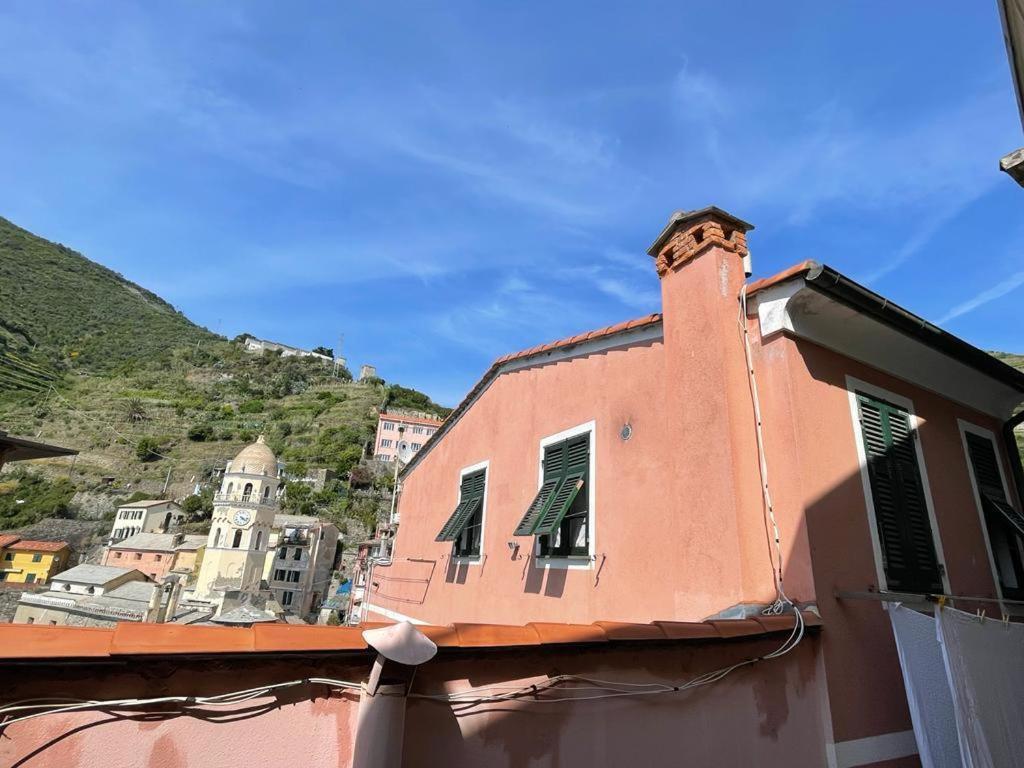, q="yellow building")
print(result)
[0,536,71,585]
